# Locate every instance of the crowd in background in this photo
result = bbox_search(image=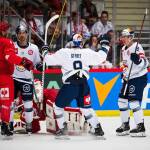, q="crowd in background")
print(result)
[0,0,119,68]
